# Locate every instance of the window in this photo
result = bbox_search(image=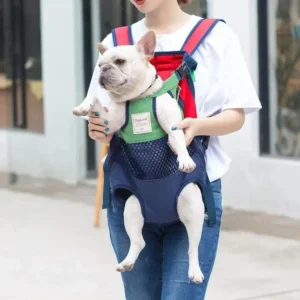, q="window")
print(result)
[0,0,44,132]
[259,0,300,157]
[0,0,13,128]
